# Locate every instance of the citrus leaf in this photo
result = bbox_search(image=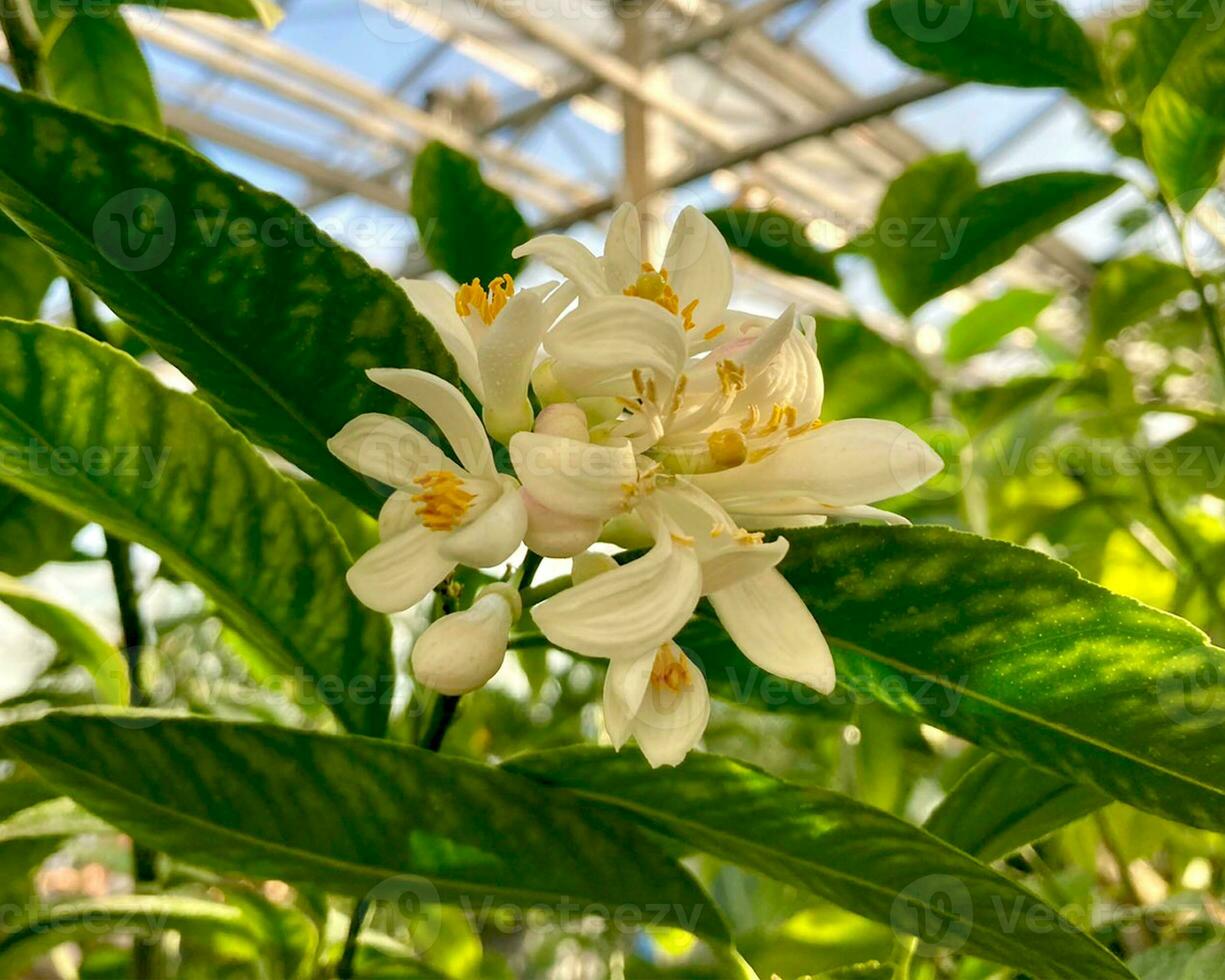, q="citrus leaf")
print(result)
[42,11,162,135]
[814,316,934,426]
[0,486,81,576]
[53,0,282,27]
[924,756,1107,860]
[0,572,129,705]
[0,710,729,944]
[0,88,456,514]
[0,212,57,320]
[0,797,112,842]
[0,319,393,736]
[507,748,1132,980]
[677,524,1225,832]
[944,289,1053,362]
[868,0,1102,97]
[410,141,529,285]
[705,208,839,287]
[1088,254,1193,349]
[870,153,1122,314]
